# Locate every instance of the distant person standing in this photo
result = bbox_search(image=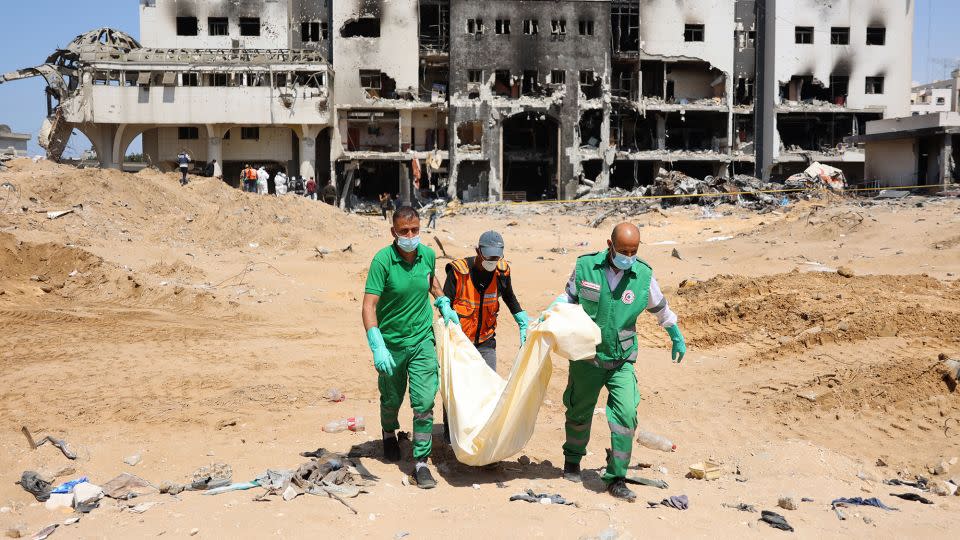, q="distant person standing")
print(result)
[379,192,394,220]
[256,166,269,195]
[306,177,317,200]
[203,159,216,178]
[241,164,255,192]
[177,150,191,186]
[426,206,439,230]
[275,171,288,196]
